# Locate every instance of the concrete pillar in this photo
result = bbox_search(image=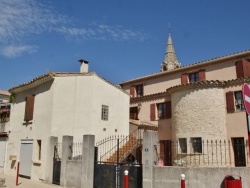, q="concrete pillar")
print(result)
[142,131,158,188]
[81,135,95,188]
[46,136,58,183]
[60,136,73,187]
